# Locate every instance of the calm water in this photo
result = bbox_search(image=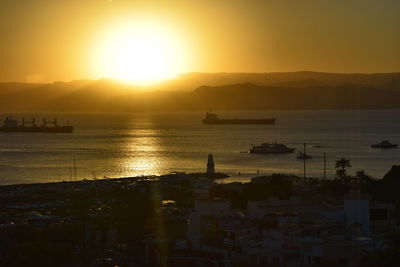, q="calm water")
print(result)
[1,110,400,185]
